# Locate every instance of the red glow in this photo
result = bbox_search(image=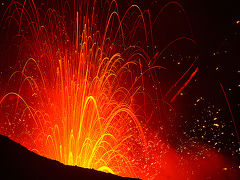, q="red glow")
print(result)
[0,1,238,179]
